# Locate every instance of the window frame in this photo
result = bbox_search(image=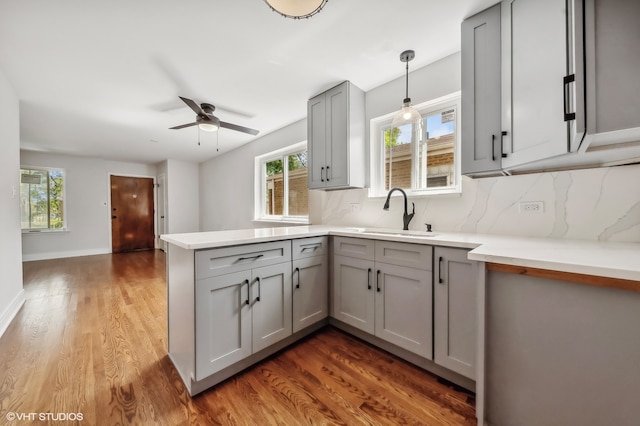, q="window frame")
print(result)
[369,91,462,198]
[254,141,309,224]
[20,165,67,232]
